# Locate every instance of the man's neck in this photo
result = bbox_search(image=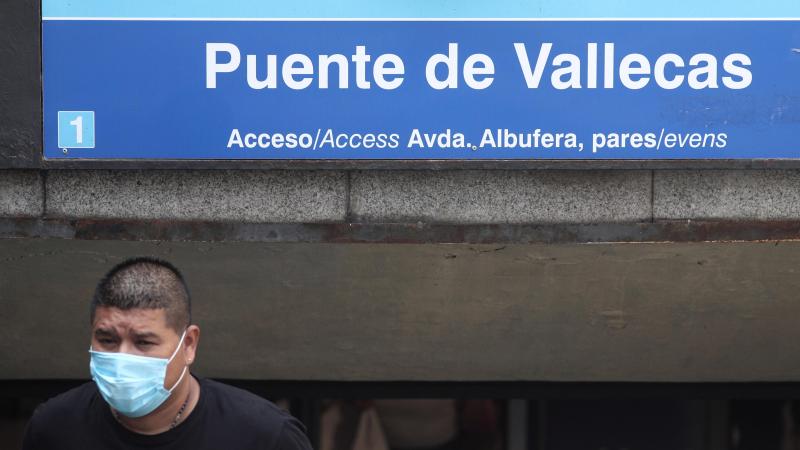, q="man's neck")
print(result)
[114,375,200,435]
